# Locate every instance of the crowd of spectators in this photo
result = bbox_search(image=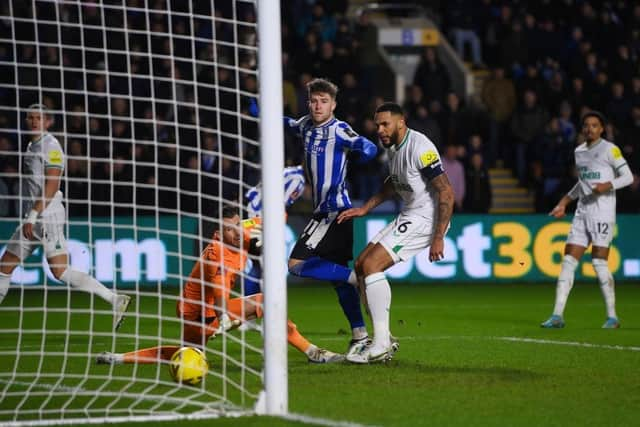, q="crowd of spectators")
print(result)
[1,0,640,218]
